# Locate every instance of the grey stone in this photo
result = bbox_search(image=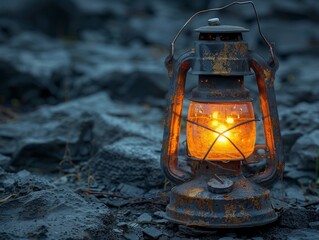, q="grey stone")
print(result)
[0,154,11,169]
[0,32,71,109]
[273,1,319,22]
[0,93,163,178]
[0,170,55,197]
[103,199,129,208]
[298,177,312,186]
[117,222,128,227]
[0,187,115,239]
[279,102,319,134]
[117,183,145,198]
[279,102,319,152]
[309,221,319,230]
[18,0,78,37]
[71,0,128,18]
[69,42,167,104]
[142,226,162,239]
[290,130,319,170]
[285,186,306,202]
[0,114,95,171]
[154,219,168,224]
[0,31,168,109]
[81,193,101,204]
[124,232,140,240]
[285,168,315,181]
[129,10,181,47]
[3,0,129,38]
[137,213,152,223]
[277,57,319,106]
[89,136,163,190]
[287,229,319,240]
[158,236,169,240]
[0,167,115,239]
[259,20,319,56]
[45,92,163,142]
[113,228,123,234]
[153,211,166,218]
[279,207,319,229]
[53,176,68,185]
[17,169,31,178]
[2,178,15,188]
[281,130,303,154]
